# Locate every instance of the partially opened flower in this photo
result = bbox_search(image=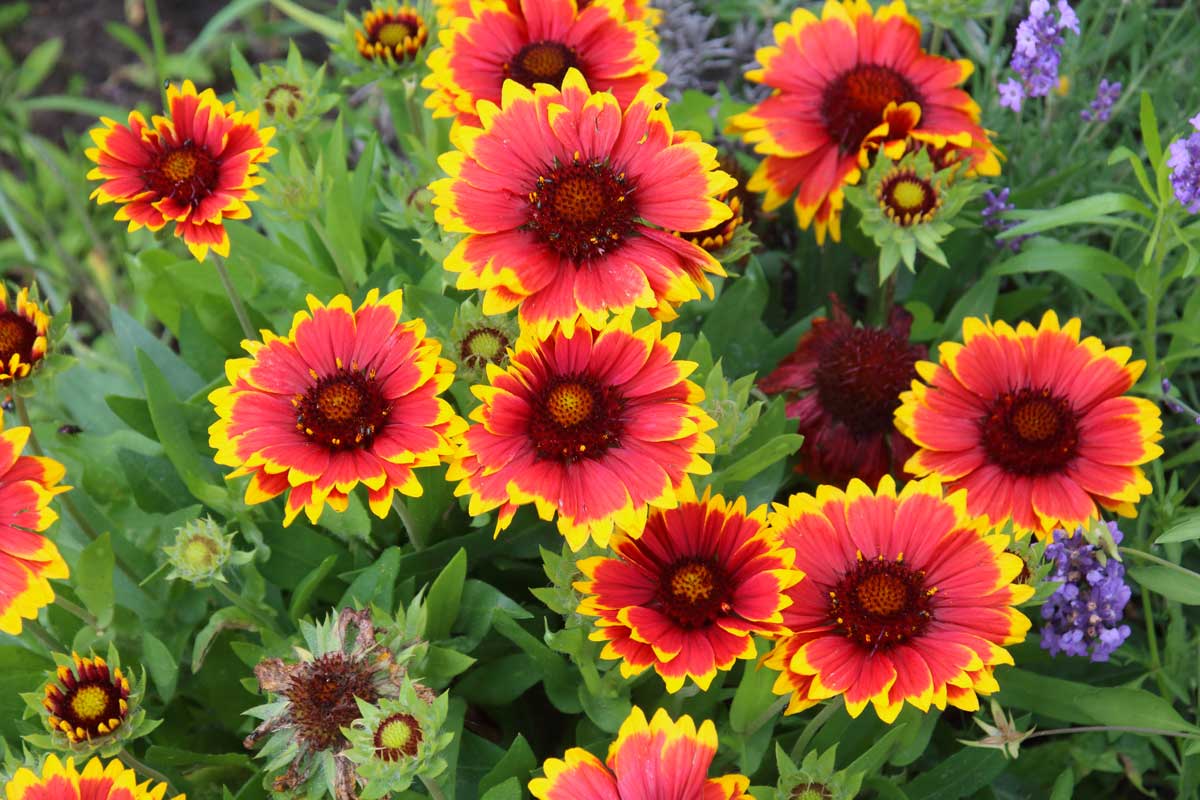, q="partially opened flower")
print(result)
[342,681,453,798]
[424,0,662,127]
[447,300,518,385]
[448,313,716,551]
[765,476,1033,722]
[576,484,798,691]
[529,706,751,799]
[209,289,465,527]
[3,756,180,800]
[0,418,69,635]
[30,649,152,756]
[356,4,430,65]
[0,285,50,385]
[896,311,1163,538]
[727,0,999,244]
[86,80,276,261]
[431,69,735,335]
